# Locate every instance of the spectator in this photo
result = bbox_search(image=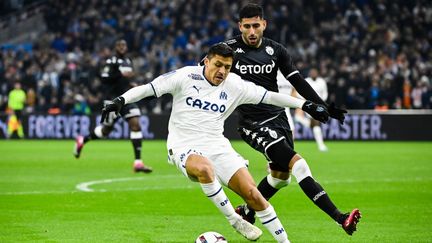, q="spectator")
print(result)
[0,0,430,112]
